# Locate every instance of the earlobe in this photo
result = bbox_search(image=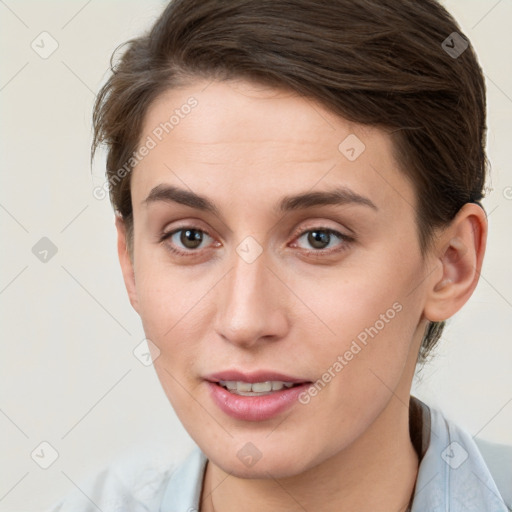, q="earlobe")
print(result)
[423,203,487,323]
[115,214,140,314]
